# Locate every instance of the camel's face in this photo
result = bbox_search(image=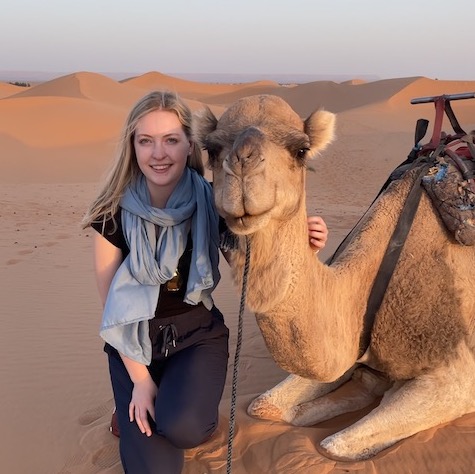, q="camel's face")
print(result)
[196,95,336,235]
